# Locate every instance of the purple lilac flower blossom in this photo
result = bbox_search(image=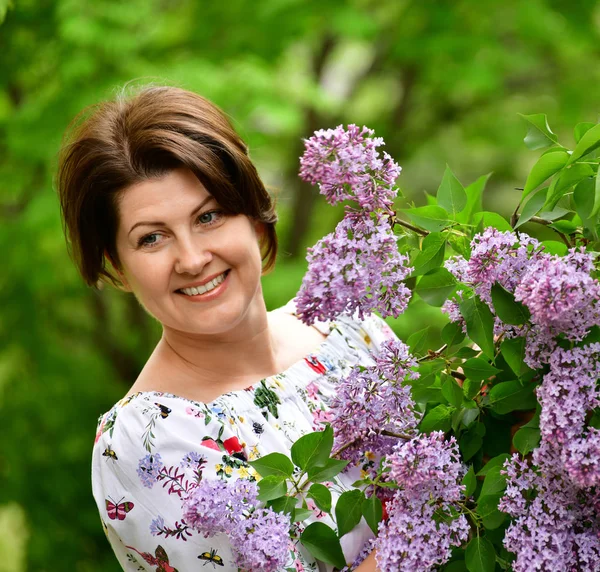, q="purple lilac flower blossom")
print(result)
[329,339,420,464]
[376,433,468,571]
[296,212,412,324]
[386,432,465,503]
[230,508,291,572]
[499,445,600,571]
[515,253,600,341]
[183,479,290,572]
[299,124,401,211]
[137,453,164,489]
[182,479,259,536]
